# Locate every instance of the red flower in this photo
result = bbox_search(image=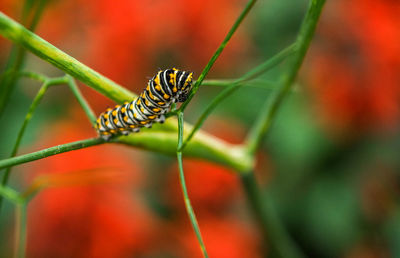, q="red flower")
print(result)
[307,0,400,133]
